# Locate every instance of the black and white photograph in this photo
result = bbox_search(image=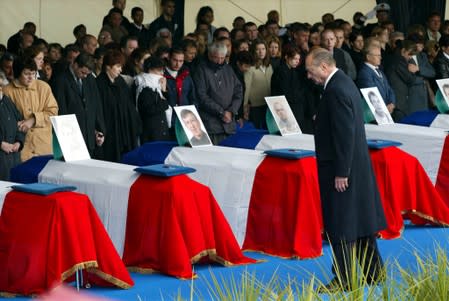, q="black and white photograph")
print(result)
[436,79,449,106]
[361,87,394,125]
[50,114,91,161]
[265,96,301,136]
